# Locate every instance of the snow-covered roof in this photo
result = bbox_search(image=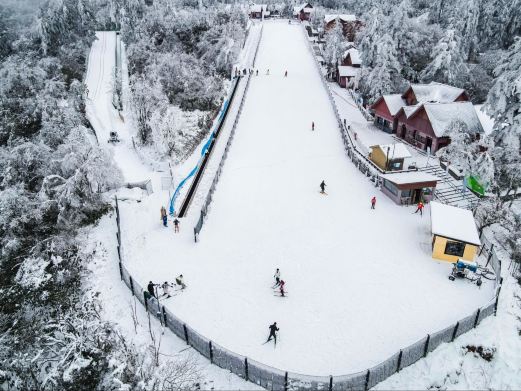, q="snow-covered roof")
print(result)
[370,143,412,159]
[382,94,406,116]
[423,102,484,137]
[382,171,439,185]
[338,65,359,77]
[430,201,481,245]
[294,3,313,13]
[324,14,357,24]
[408,82,465,104]
[250,4,267,13]
[401,105,420,118]
[343,48,361,65]
[474,104,494,135]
